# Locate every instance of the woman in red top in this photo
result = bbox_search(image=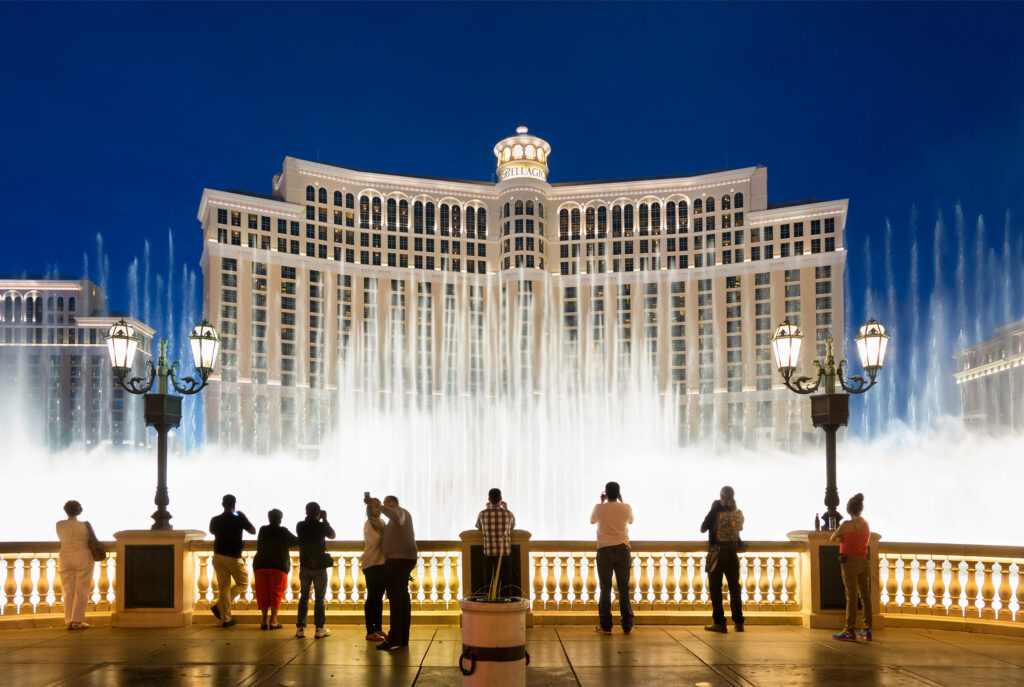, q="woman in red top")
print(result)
[830,493,872,641]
